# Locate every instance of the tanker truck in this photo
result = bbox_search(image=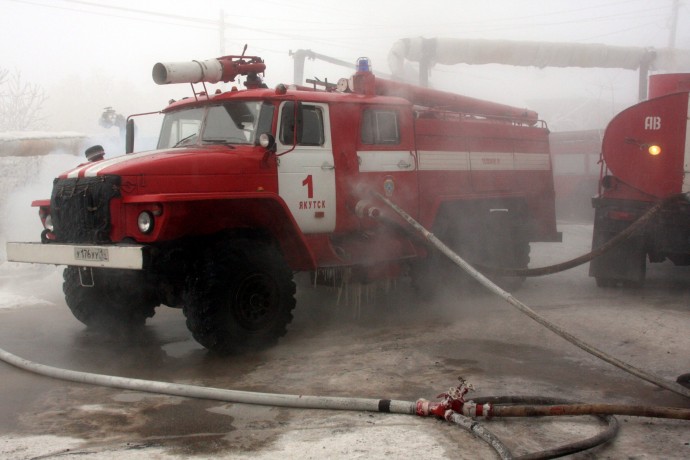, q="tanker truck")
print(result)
[590,73,690,287]
[6,53,560,354]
